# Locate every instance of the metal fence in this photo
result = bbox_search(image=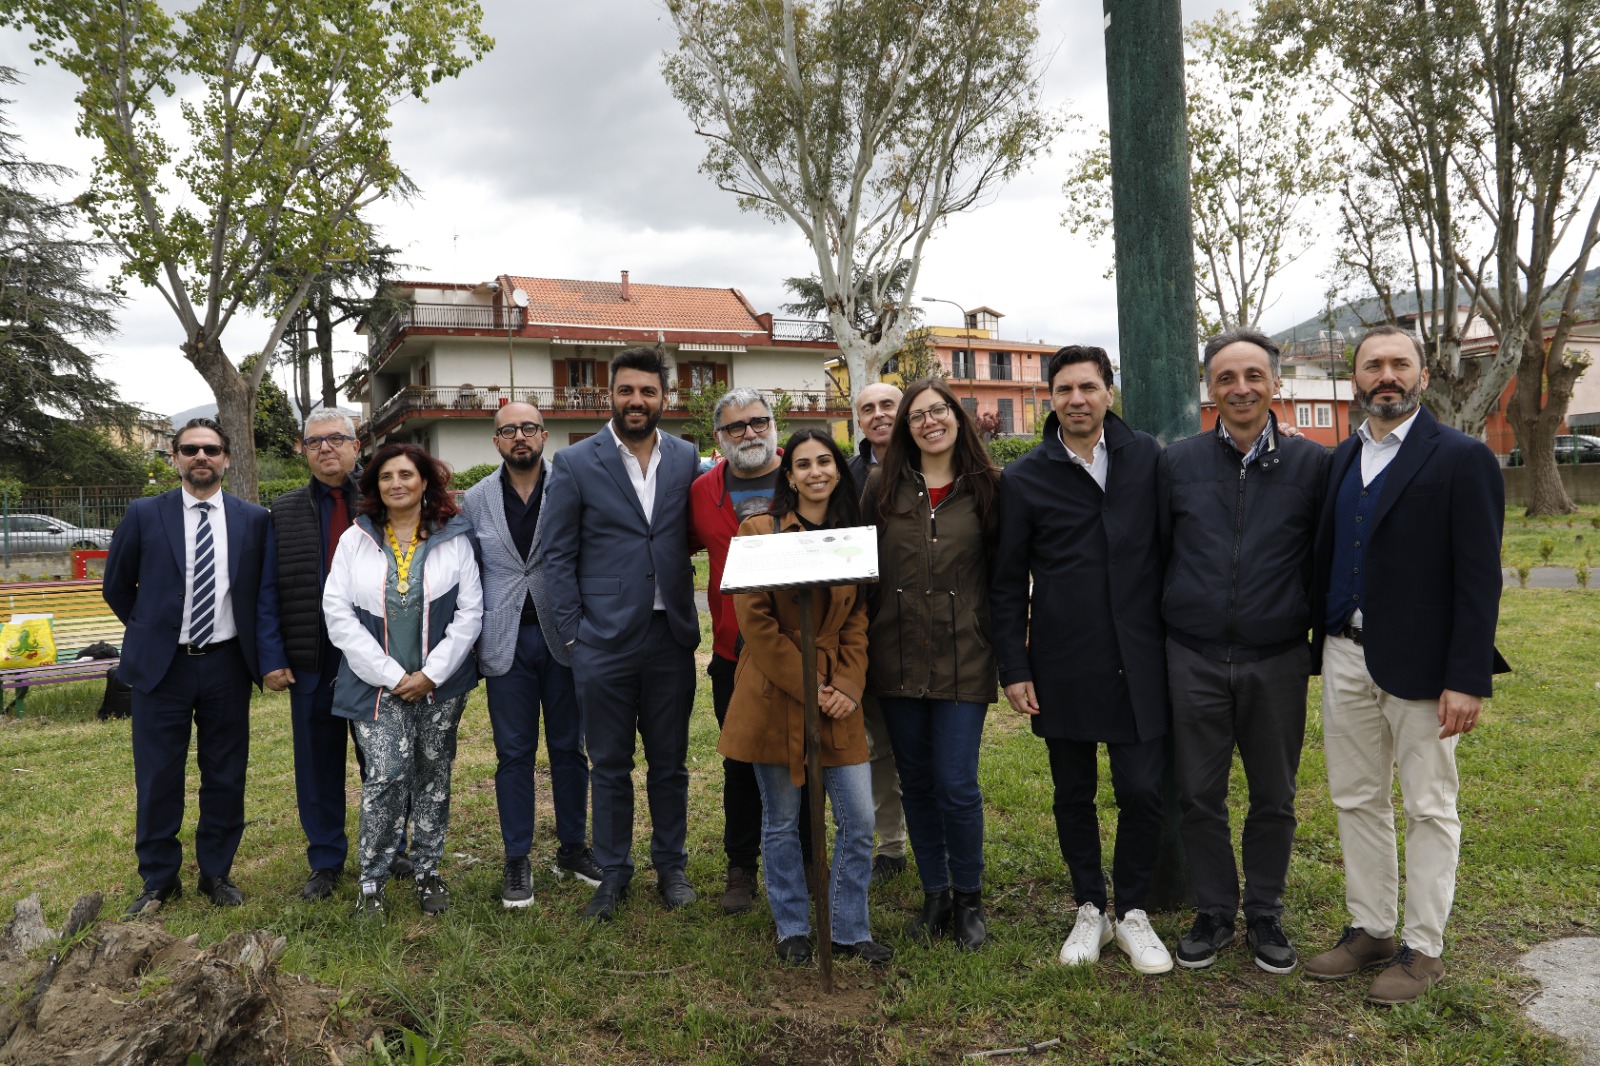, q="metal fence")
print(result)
[1,485,144,565]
